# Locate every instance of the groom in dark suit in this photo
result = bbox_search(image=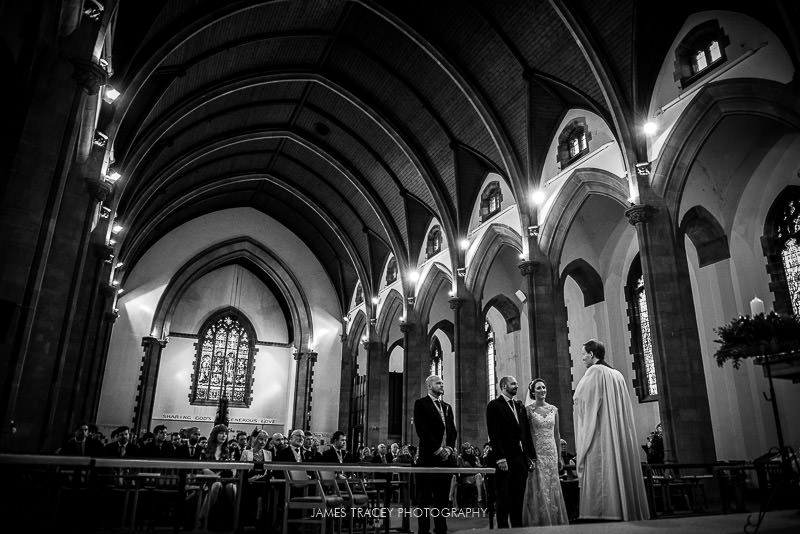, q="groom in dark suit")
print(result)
[414,374,457,534]
[486,376,535,528]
